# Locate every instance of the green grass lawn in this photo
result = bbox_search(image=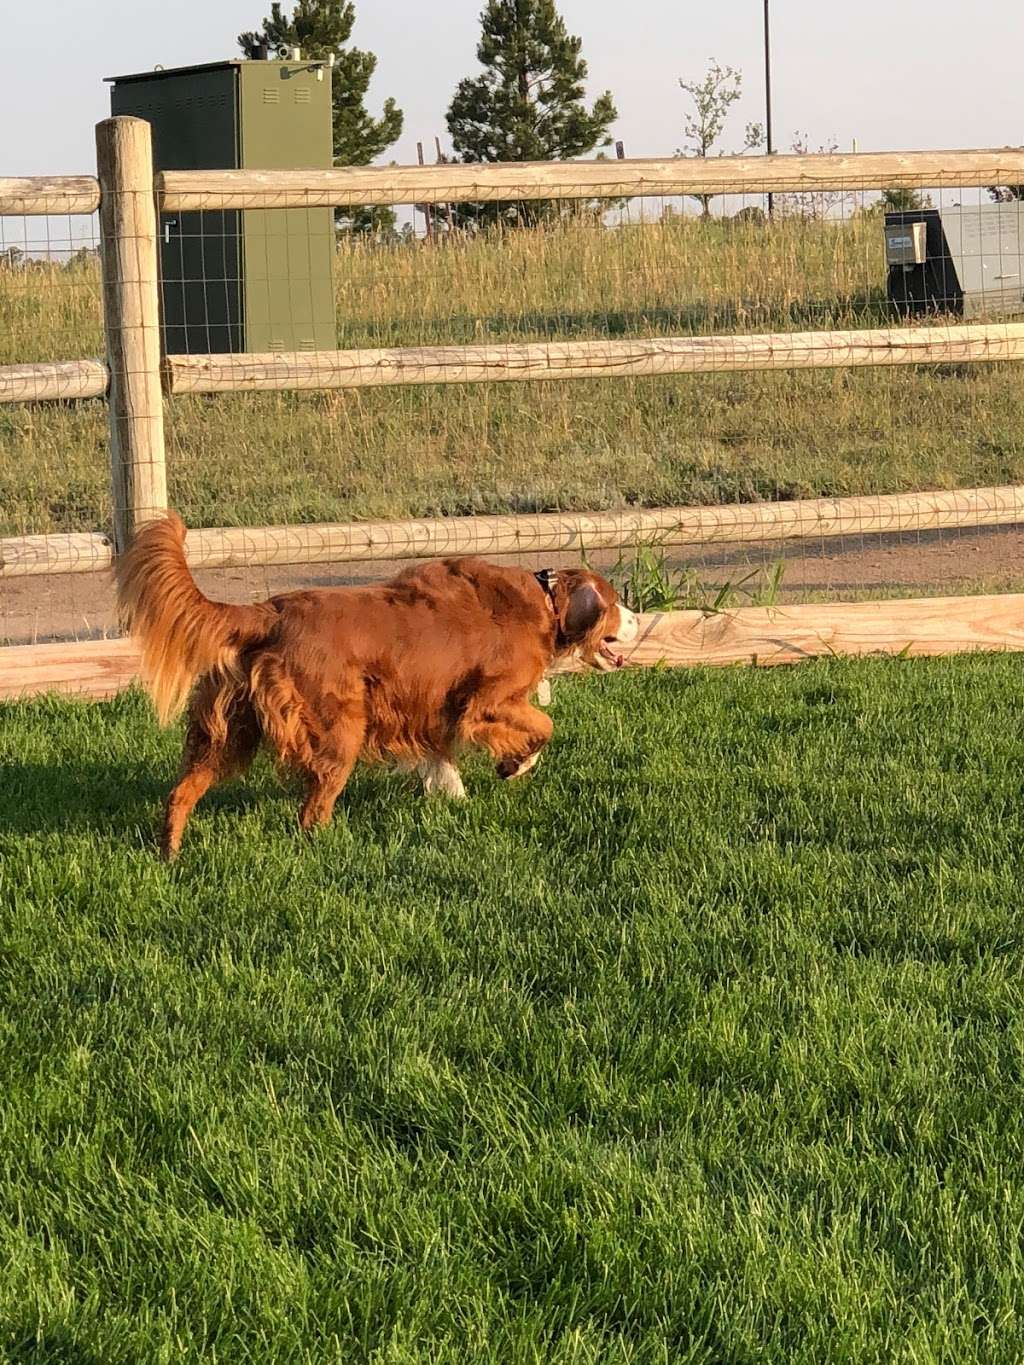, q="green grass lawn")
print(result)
[3,660,1024,1361]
